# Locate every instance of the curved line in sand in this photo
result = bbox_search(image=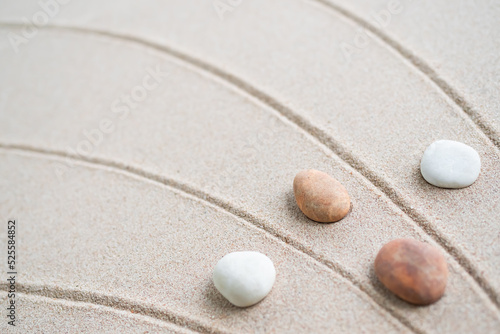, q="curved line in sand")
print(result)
[0,144,420,333]
[0,23,498,310]
[307,0,500,149]
[0,283,210,334]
